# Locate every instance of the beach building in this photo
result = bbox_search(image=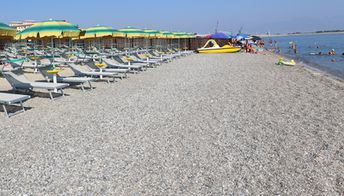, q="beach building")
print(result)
[9,20,38,31]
